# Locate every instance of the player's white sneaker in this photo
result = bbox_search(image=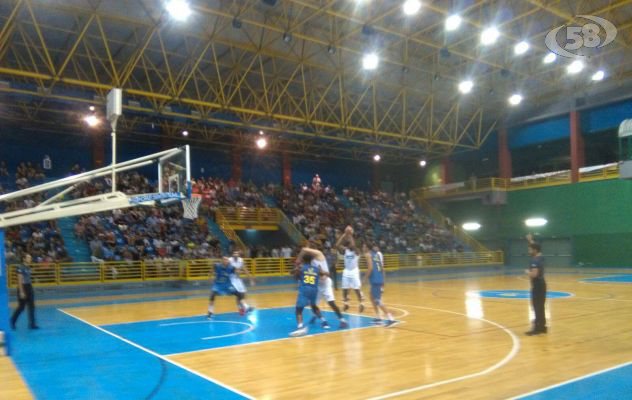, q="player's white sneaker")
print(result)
[321,321,330,329]
[206,313,213,320]
[290,327,308,337]
[384,320,399,328]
